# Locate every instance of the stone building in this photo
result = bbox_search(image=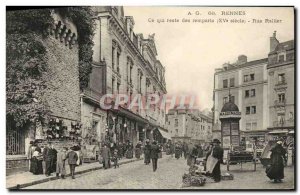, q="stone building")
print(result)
[6,10,81,175]
[212,32,294,145]
[166,107,213,144]
[81,6,168,147]
[267,32,295,138]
